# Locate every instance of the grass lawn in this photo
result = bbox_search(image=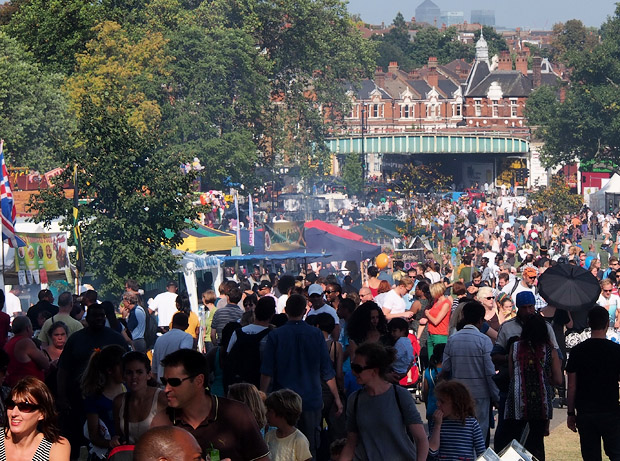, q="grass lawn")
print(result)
[546,422,610,461]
